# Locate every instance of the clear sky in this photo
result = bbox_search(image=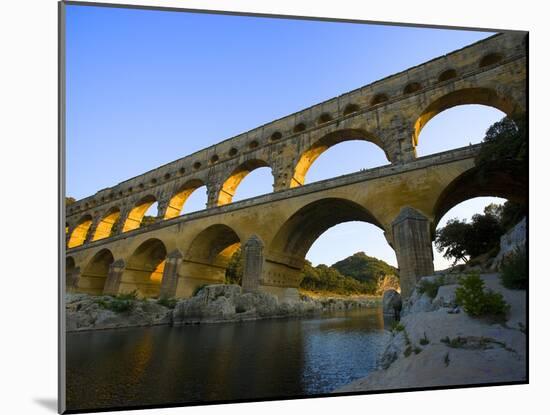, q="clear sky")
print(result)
[66,4,505,270]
